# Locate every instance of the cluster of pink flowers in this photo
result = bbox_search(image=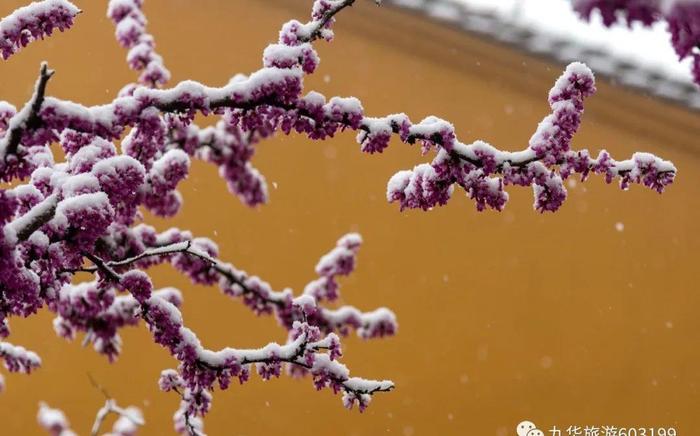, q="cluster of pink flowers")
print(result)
[573,0,700,85]
[107,0,171,88]
[0,0,79,60]
[0,0,676,434]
